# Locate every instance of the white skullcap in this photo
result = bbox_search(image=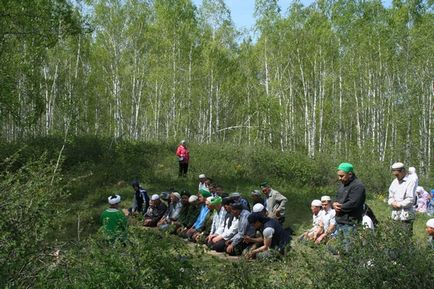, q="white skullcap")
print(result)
[311,199,322,207]
[408,167,416,174]
[426,218,434,228]
[188,195,198,203]
[321,196,331,202]
[416,186,424,194]
[151,194,160,201]
[230,192,241,198]
[199,174,206,179]
[391,162,405,170]
[172,192,181,200]
[180,139,186,144]
[108,195,121,205]
[252,203,265,213]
